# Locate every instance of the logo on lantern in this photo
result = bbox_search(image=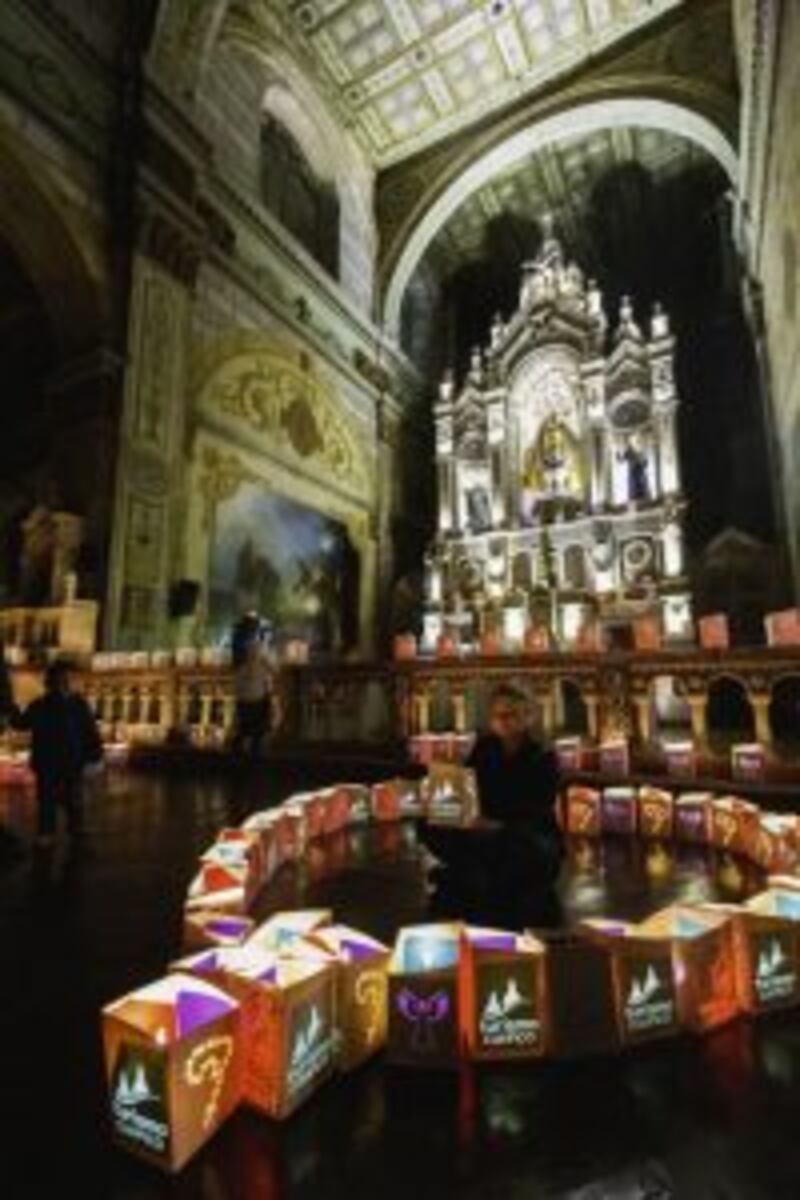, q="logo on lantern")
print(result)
[623,962,674,1033]
[112,1043,170,1155]
[479,975,540,1048]
[287,1003,333,1097]
[754,937,797,1005]
[396,988,450,1051]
